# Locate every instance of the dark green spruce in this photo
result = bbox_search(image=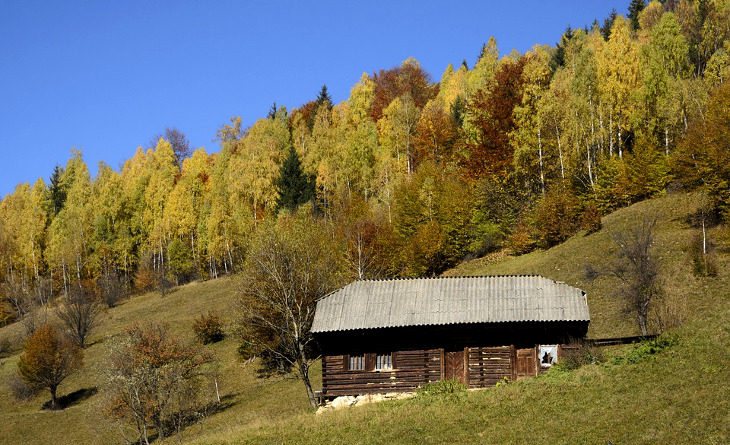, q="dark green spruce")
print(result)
[274,146,316,213]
